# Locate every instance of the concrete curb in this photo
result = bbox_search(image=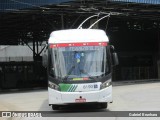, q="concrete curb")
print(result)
[112,79,160,86]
